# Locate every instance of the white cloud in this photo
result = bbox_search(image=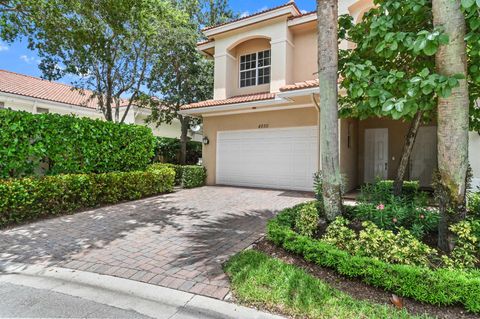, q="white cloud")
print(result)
[0,42,9,52]
[258,6,269,12]
[20,55,40,64]
[301,9,308,14]
[240,11,250,18]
